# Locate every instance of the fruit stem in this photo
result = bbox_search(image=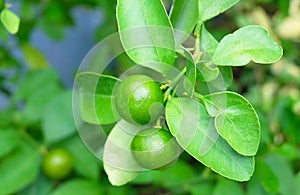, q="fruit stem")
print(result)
[163,67,187,102]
